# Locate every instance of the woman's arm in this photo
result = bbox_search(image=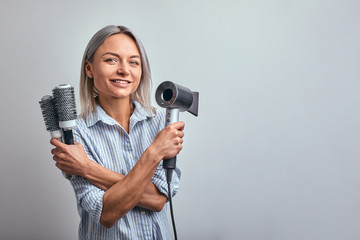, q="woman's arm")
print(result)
[100,121,185,228]
[100,146,163,227]
[83,158,172,212]
[51,139,167,212]
[51,121,185,227]
[82,160,167,211]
